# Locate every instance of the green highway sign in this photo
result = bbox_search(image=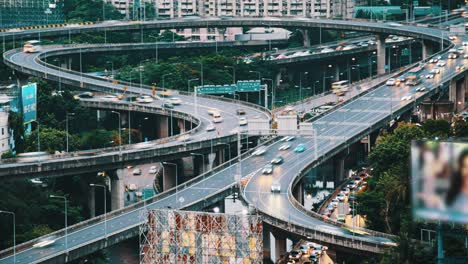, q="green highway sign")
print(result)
[237,80,261,92]
[196,85,236,95]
